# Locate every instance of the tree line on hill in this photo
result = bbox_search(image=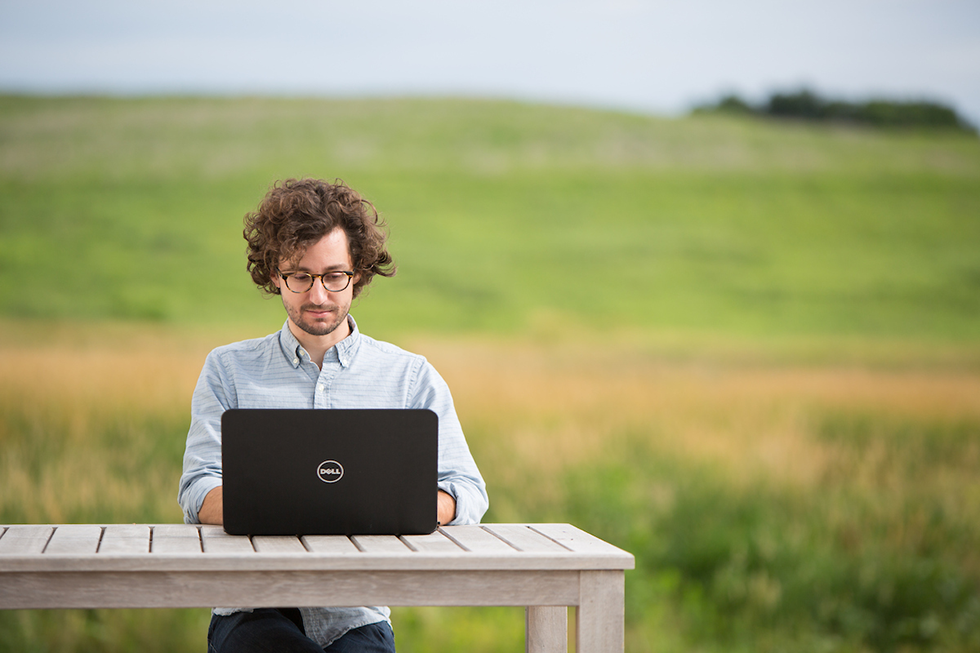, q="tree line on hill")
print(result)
[693,89,977,134]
